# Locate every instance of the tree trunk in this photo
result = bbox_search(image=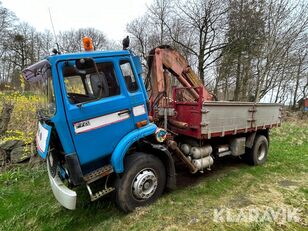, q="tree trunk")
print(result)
[292,69,301,109]
[0,103,14,135]
[241,56,251,101]
[292,55,305,109]
[234,53,242,101]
